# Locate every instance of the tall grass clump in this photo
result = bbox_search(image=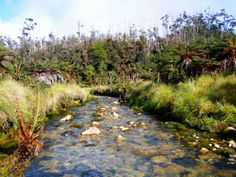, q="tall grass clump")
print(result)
[173,75,236,132]
[128,82,175,115]
[128,75,236,133]
[45,83,89,112]
[0,80,30,132]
